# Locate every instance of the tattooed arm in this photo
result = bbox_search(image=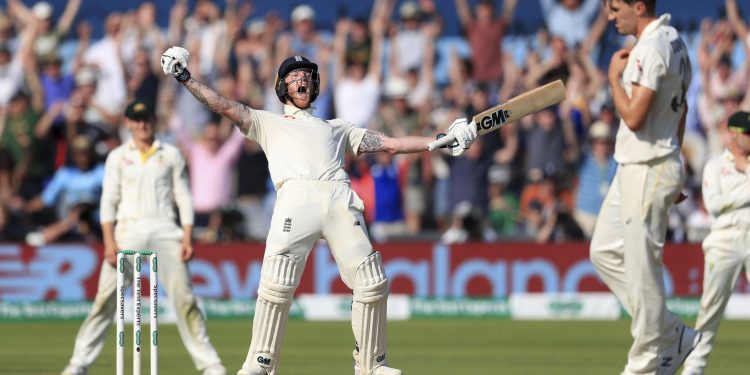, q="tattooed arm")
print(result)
[358,130,434,155]
[181,78,254,135]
